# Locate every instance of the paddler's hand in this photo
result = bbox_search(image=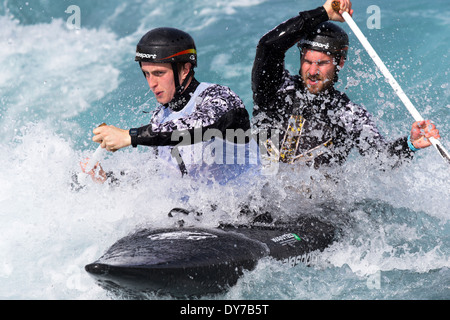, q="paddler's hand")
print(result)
[93,125,131,152]
[410,120,441,149]
[324,0,353,22]
[79,158,107,184]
